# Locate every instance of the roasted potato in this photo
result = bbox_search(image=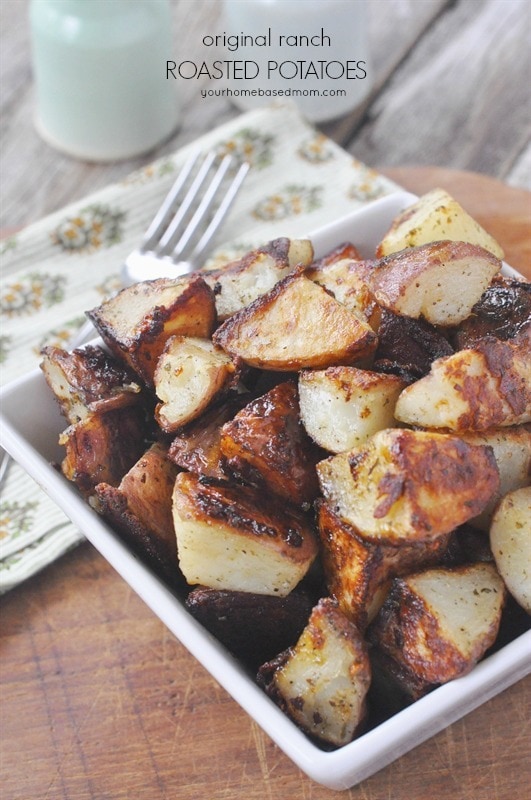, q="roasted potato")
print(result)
[452,275,531,349]
[460,426,531,529]
[203,237,313,320]
[373,309,454,381]
[376,188,505,259]
[59,405,148,497]
[154,335,239,433]
[168,394,249,479]
[95,442,181,585]
[365,241,501,327]
[299,366,406,453]
[259,597,371,747]
[87,275,216,385]
[172,472,318,597]
[395,334,531,431]
[305,258,381,330]
[368,563,506,698]
[317,428,499,544]
[490,487,531,614]
[220,381,321,506]
[317,501,450,629]
[213,273,377,371]
[185,587,313,670]
[41,344,142,424]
